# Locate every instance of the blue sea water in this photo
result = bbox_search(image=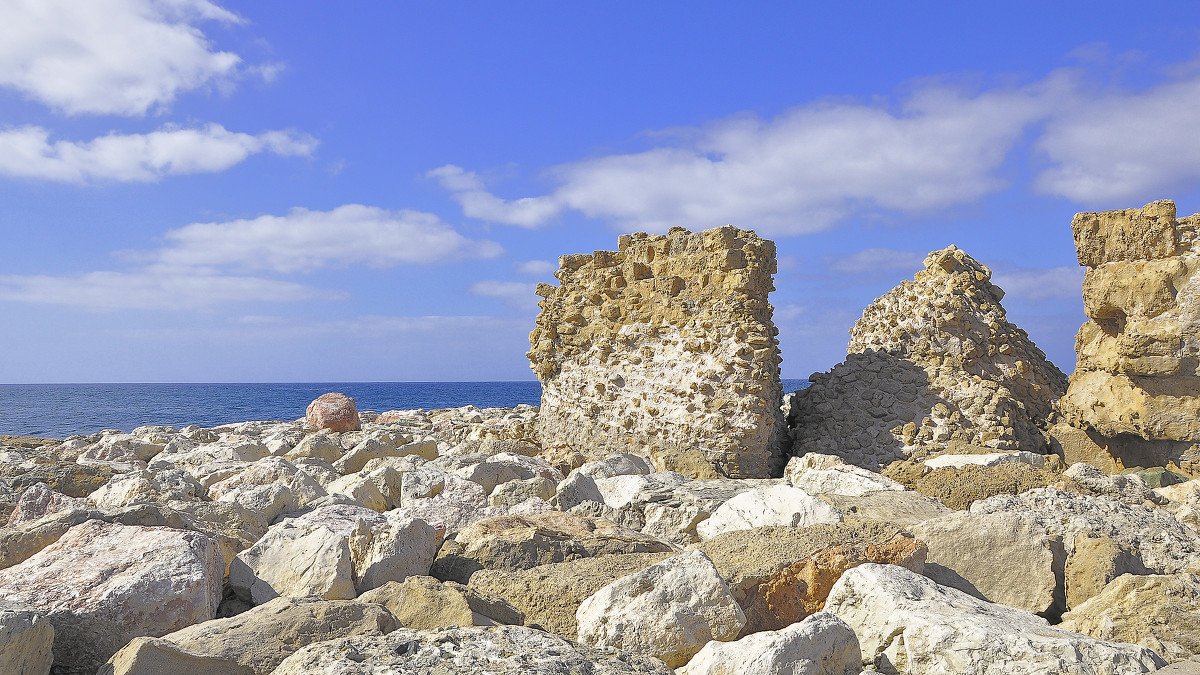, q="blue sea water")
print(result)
[0,379,811,438]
